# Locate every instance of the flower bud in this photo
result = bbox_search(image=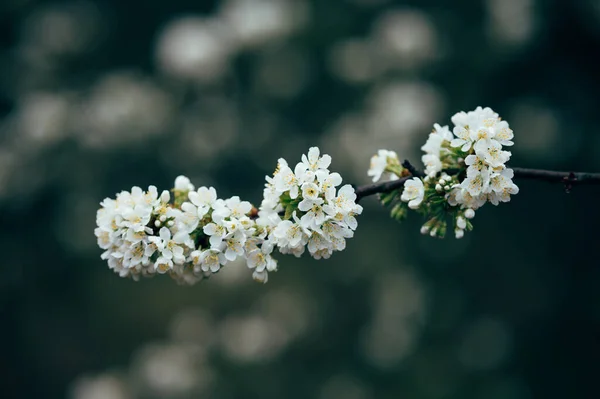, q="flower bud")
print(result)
[457,216,466,229]
[420,225,430,234]
[464,209,475,219]
[455,229,464,239]
[154,220,161,227]
[174,175,194,191]
[379,192,397,206]
[435,184,443,192]
[391,203,407,221]
[444,185,450,191]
